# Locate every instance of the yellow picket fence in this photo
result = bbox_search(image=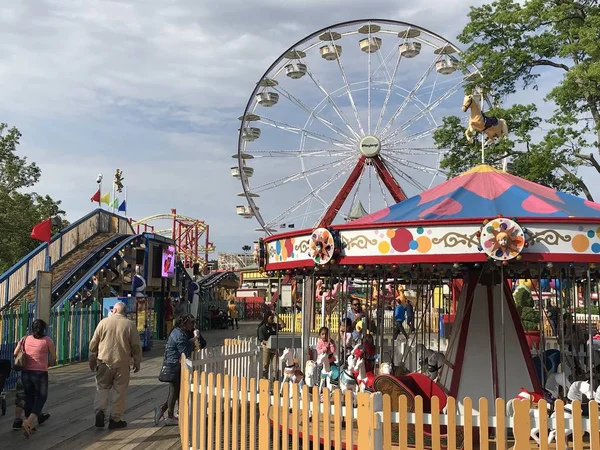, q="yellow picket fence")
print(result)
[278,312,437,335]
[179,355,599,450]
